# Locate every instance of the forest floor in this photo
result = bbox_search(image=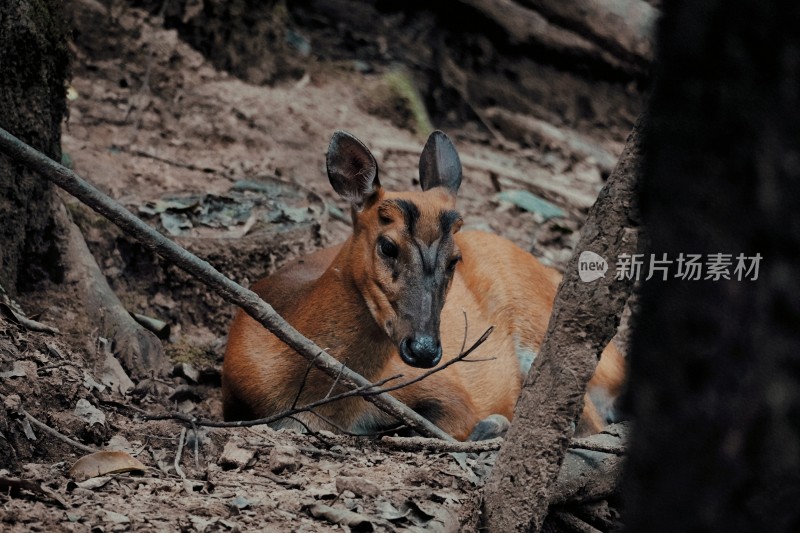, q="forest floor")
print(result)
[0,2,640,531]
